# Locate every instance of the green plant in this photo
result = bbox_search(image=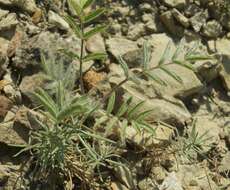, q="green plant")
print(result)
[63,0,107,94]
[16,81,120,189]
[182,119,213,159]
[40,54,77,94]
